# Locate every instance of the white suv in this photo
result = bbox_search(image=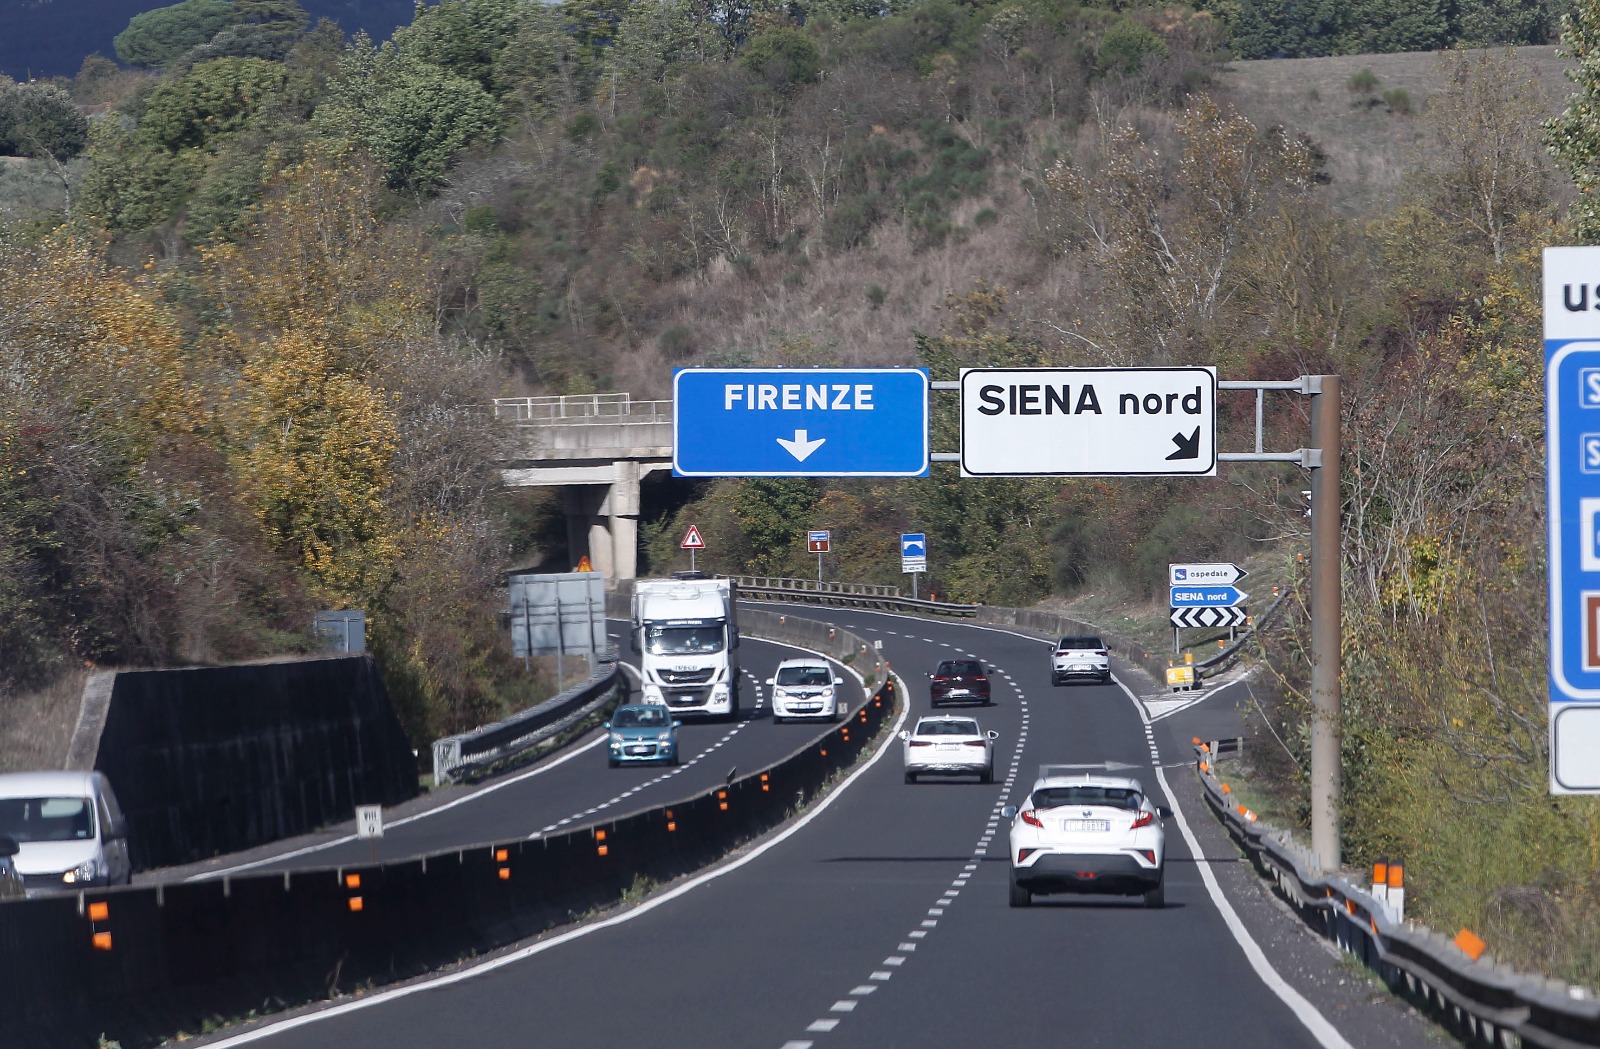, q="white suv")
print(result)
[768,658,845,723]
[1051,635,1110,686]
[1002,764,1170,908]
